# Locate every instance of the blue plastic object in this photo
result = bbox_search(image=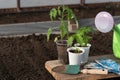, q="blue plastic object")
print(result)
[95,58,120,75]
[84,58,120,75]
